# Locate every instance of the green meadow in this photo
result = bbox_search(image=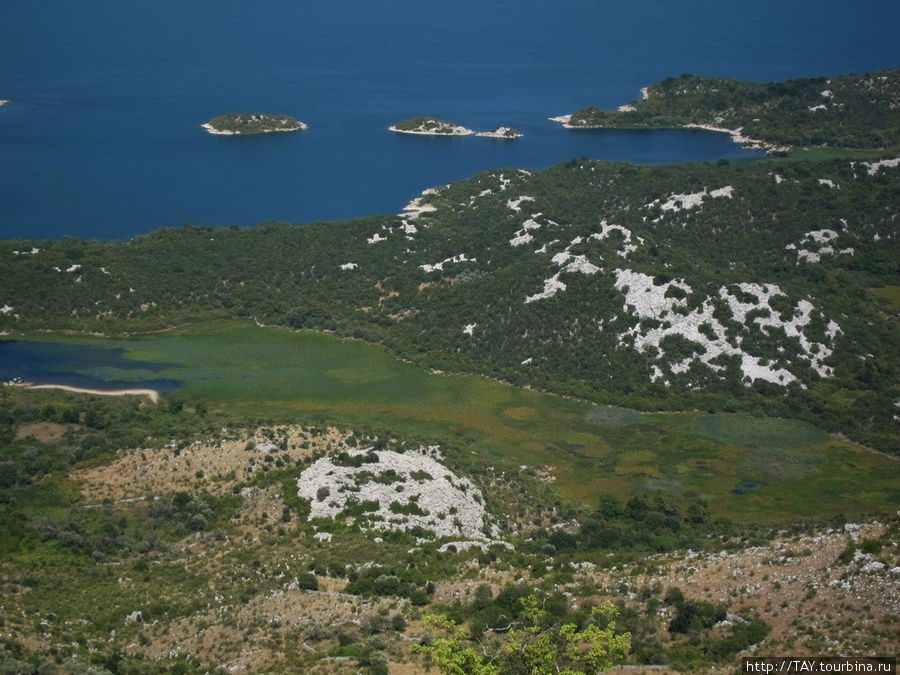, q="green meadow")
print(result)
[21,322,900,522]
